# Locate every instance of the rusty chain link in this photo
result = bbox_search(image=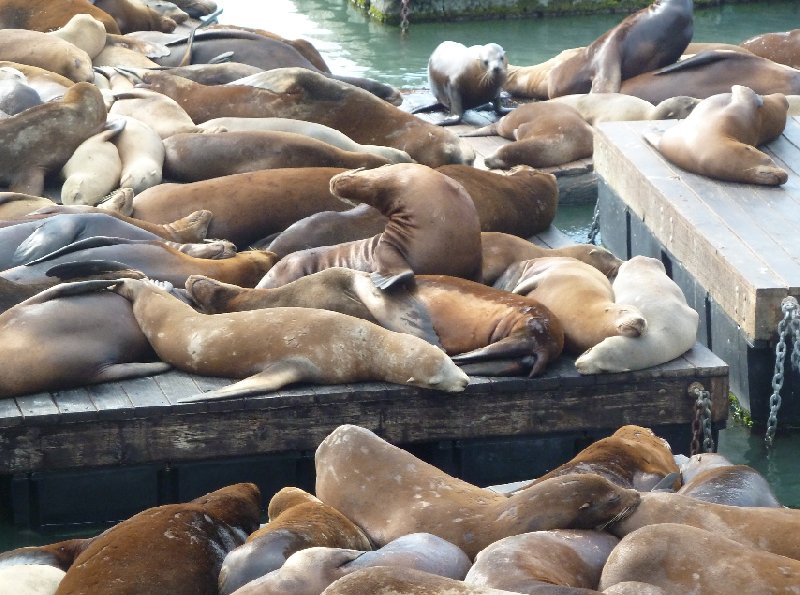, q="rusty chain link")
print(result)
[765,296,800,448]
[587,199,600,245]
[689,383,714,455]
[400,0,411,35]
